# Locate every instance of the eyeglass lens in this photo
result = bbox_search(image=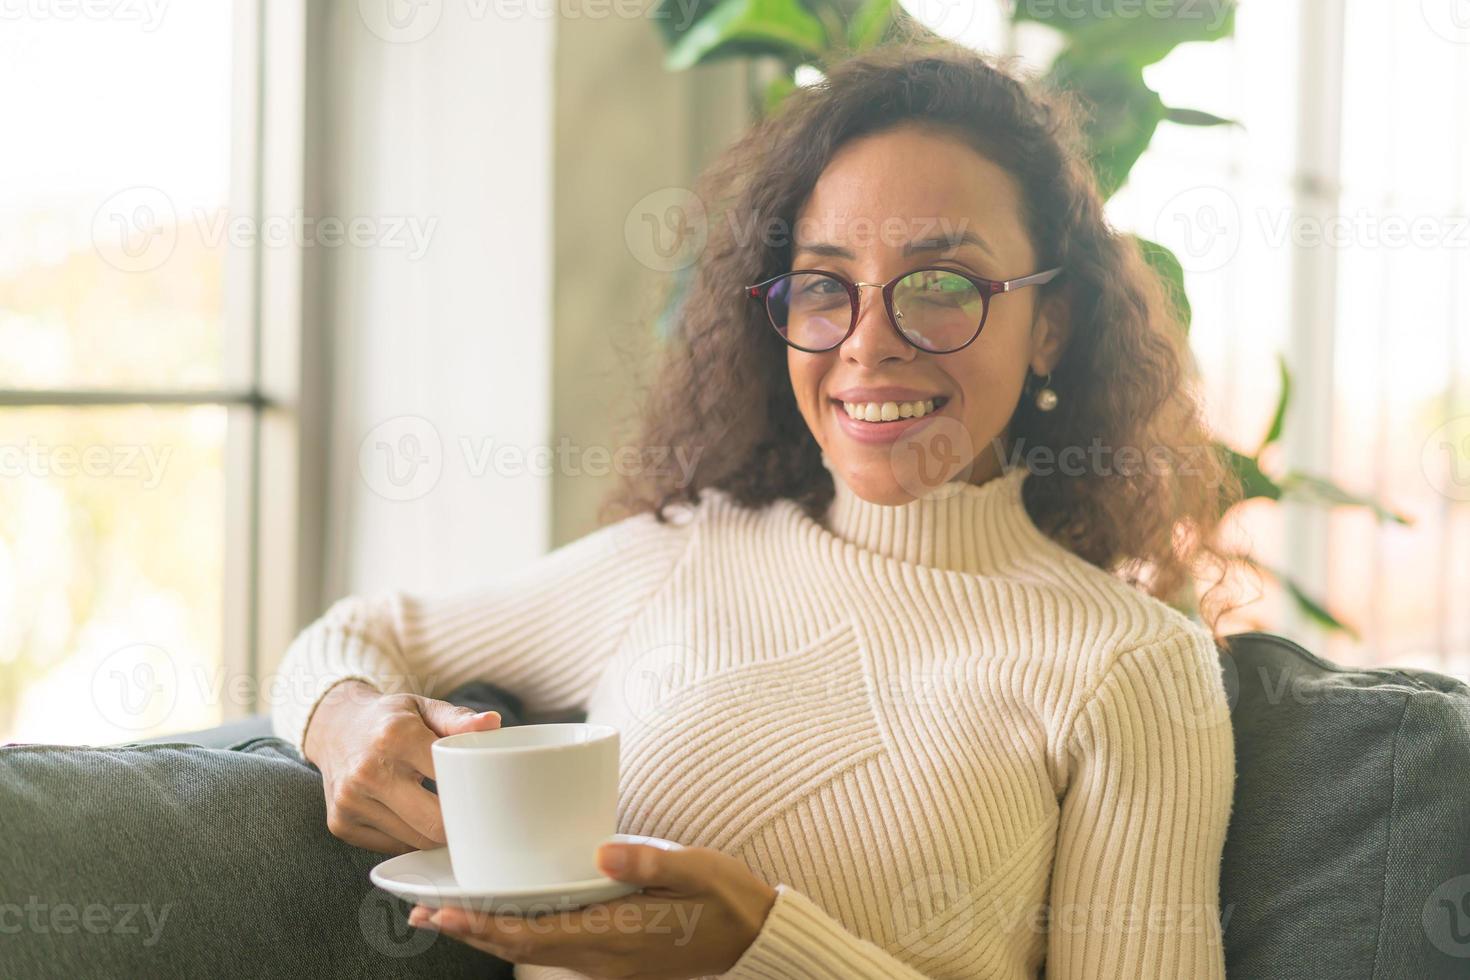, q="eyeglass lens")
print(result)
[765,270,986,353]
